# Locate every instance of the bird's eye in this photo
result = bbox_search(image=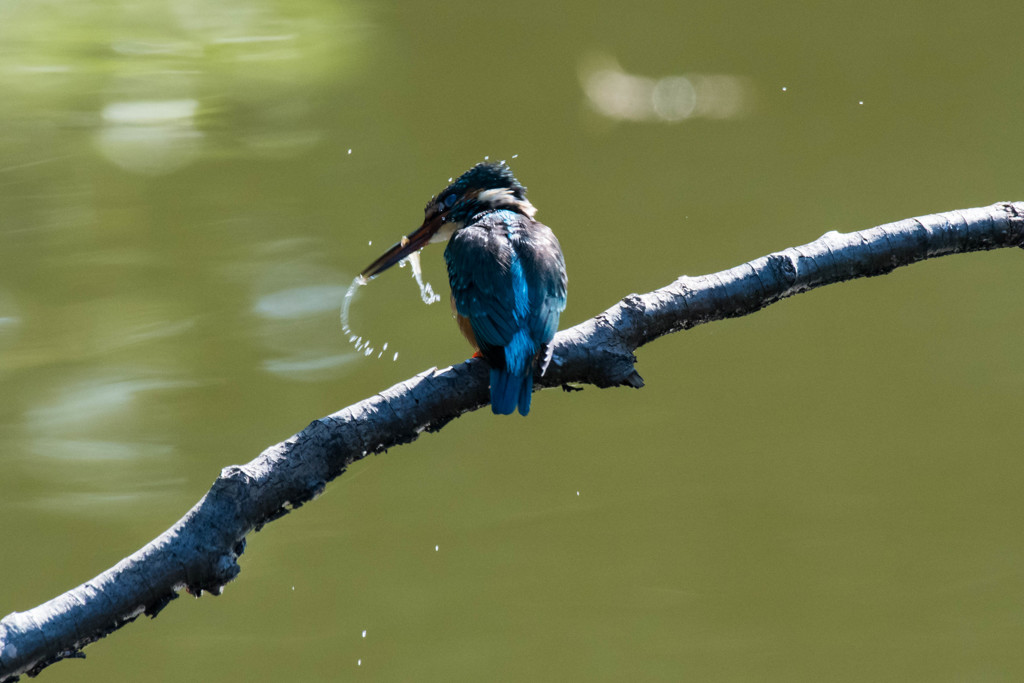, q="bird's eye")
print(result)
[443,194,457,208]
